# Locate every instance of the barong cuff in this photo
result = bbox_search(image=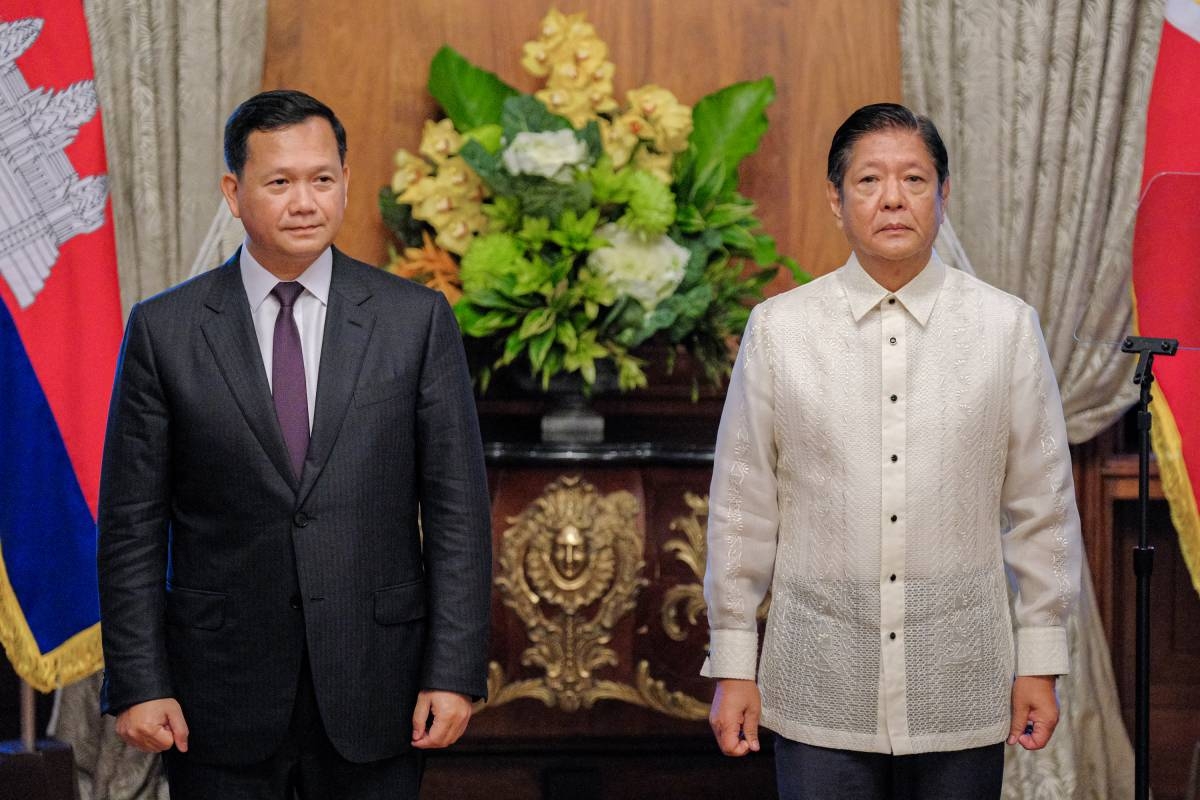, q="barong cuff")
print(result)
[1016,625,1069,676]
[701,629,759,679]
